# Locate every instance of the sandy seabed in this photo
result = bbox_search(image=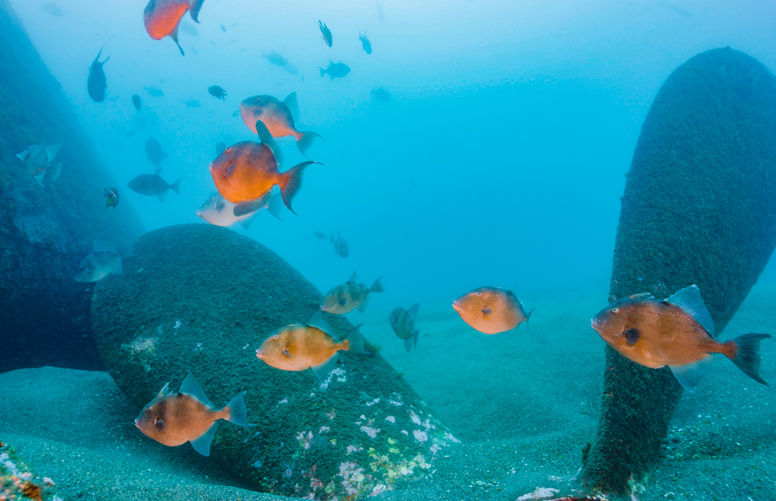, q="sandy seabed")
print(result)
[1,283,774,500]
